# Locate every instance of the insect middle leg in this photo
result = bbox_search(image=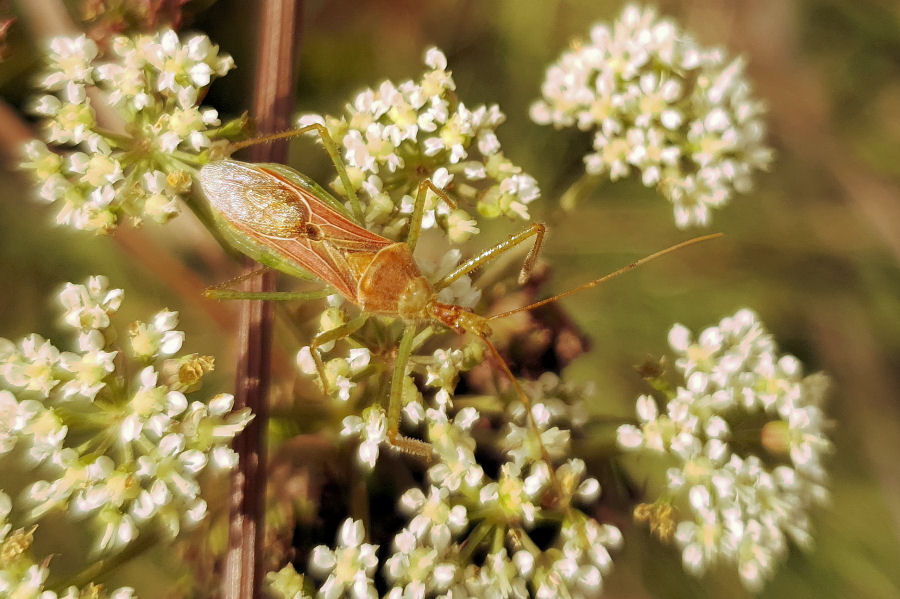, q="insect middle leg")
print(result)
[306,314,368,395]
[433,222,546,291]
